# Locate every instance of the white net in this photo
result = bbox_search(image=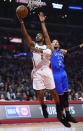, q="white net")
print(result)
[27,0,46,11]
